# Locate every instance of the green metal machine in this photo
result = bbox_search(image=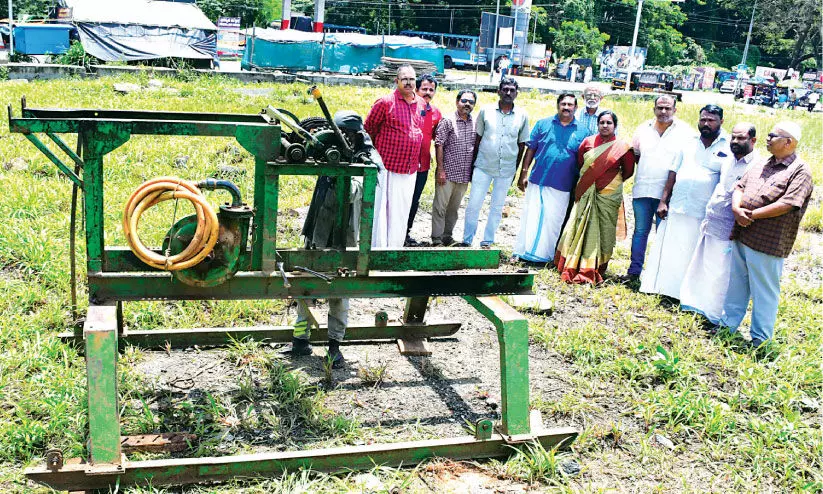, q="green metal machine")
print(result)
[8,88,576,492]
